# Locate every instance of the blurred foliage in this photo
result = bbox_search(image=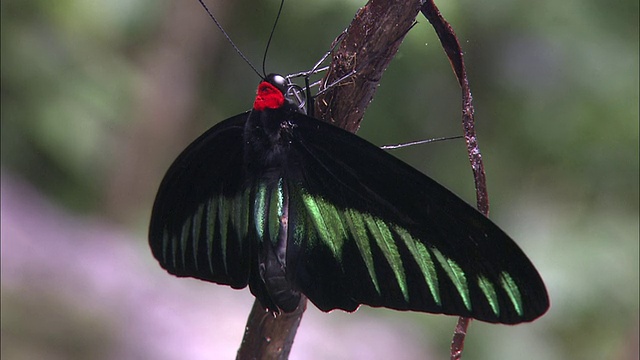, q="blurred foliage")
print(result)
[1,0,638,359]
[1,0,160,212]
[2,290,114,360]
